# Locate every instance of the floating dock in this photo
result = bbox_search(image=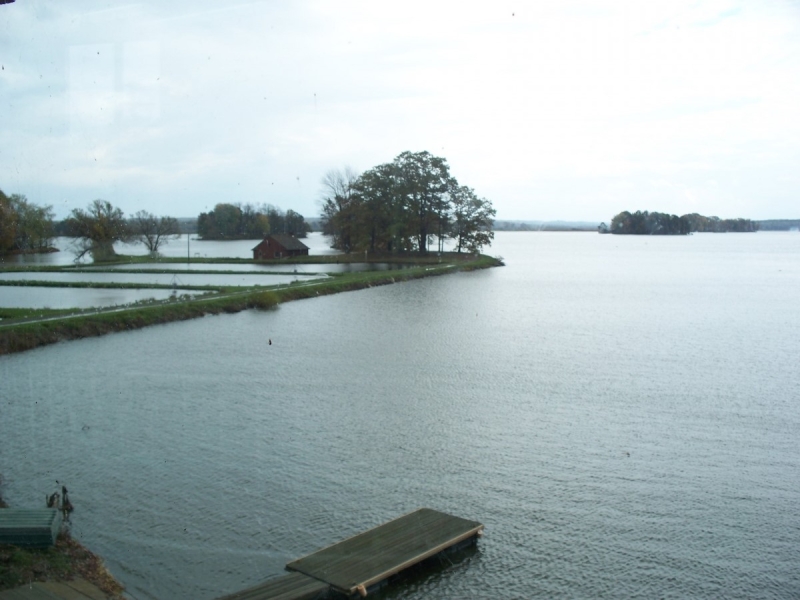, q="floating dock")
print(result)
[218,572,329,600]
[218,508,483,599]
